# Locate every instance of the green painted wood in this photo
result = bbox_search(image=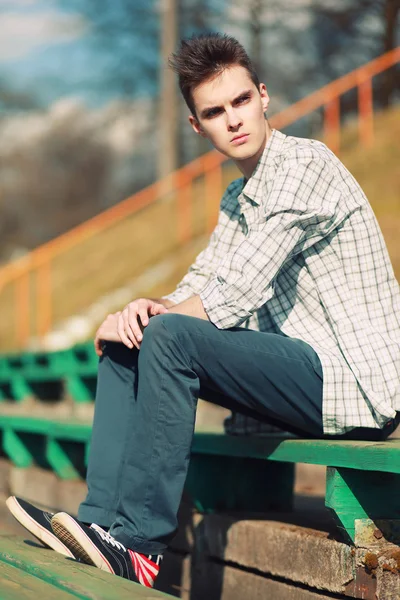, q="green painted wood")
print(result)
[65,375,93,403]
[0,416,91,441]
[10,376,33,402]
[3,429,33,468]
[1,418,400,474]
[46,438,81,480]
[325,466,400,544]
[192,433,400,474]
[0,535,173,599]
[186,454,294,513]
[0,560,74,600]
